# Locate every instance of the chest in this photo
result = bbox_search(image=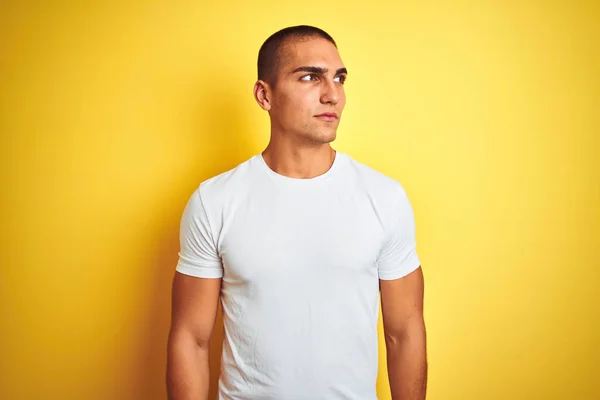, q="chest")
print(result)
[217,188,386,284]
